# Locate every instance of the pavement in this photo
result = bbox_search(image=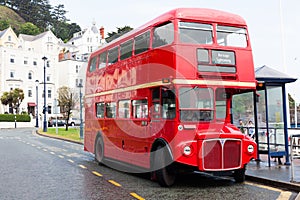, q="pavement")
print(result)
[2,122,300,194]
[246,155,300,194]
